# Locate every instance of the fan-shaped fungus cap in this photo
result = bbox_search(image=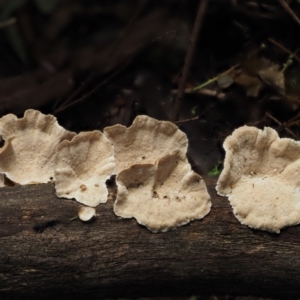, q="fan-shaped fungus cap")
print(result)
[0,109,75,184]
[104,115,188,173]
[78,206,96,221]
[54,131,115,207]
[114,151,211,232]
[217,126,300,233]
